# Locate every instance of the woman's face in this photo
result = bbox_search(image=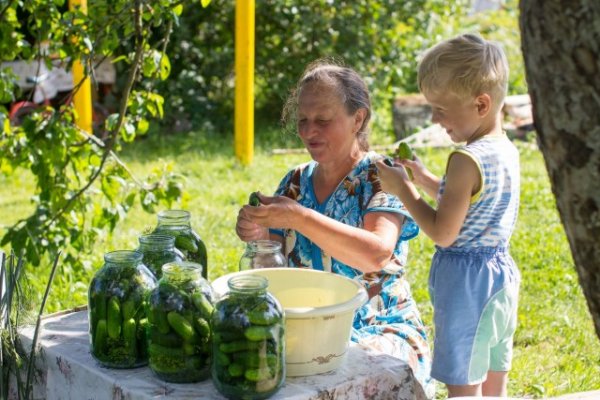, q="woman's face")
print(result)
[296,82,363,164]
